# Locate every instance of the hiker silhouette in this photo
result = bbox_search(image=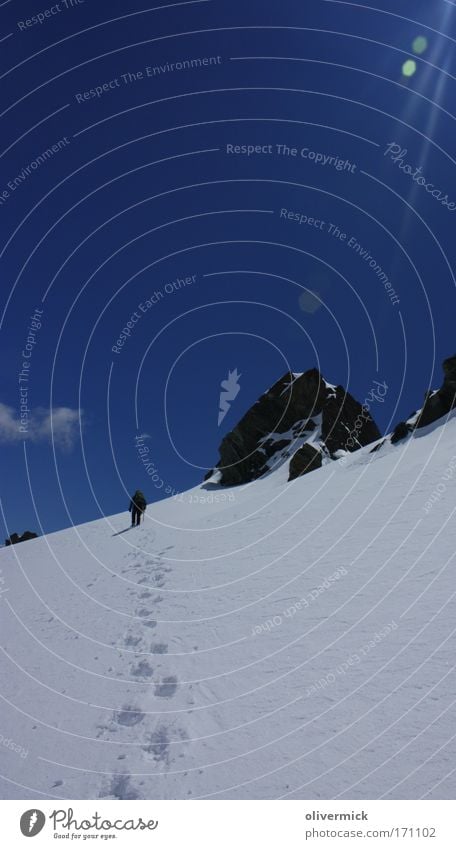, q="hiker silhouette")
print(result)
[129,490,147,526]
